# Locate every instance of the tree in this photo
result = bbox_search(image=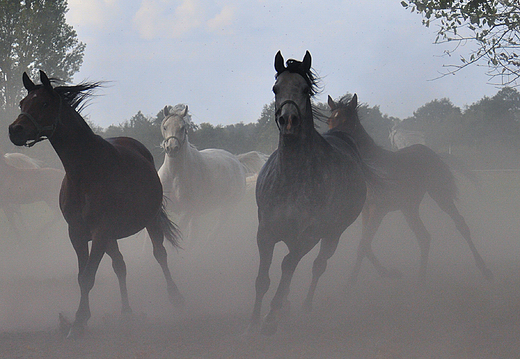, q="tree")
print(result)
[402,0,520,85]
[408,98,463,151]
[0,0,85,150]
